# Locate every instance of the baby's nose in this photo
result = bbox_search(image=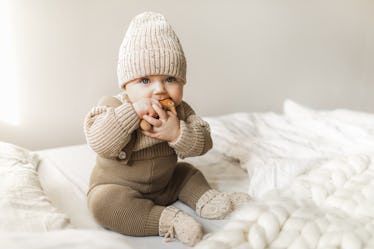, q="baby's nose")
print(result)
[153,81,166,92]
